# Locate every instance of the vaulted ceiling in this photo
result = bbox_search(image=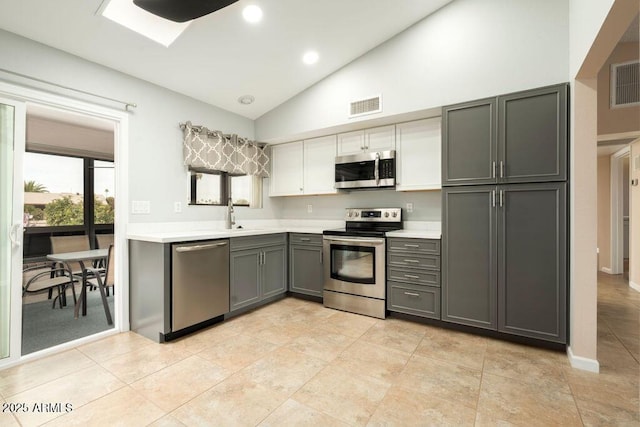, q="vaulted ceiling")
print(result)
[0,0,453,119]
